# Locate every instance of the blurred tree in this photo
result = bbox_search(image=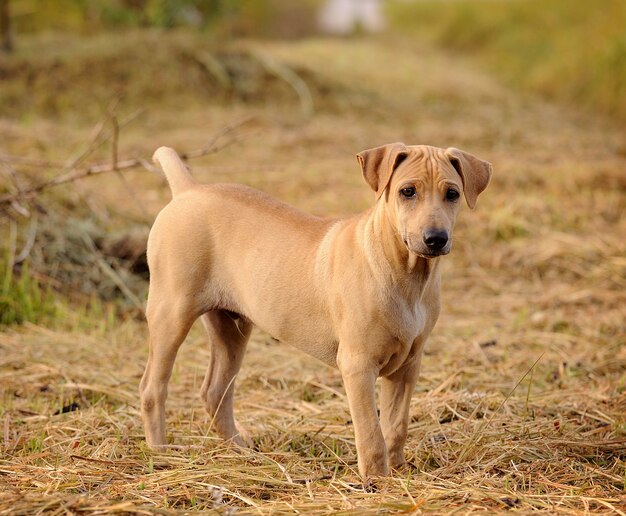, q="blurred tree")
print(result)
[0,0,12,52]
[6,0,320,39]
[122,0,148,10]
